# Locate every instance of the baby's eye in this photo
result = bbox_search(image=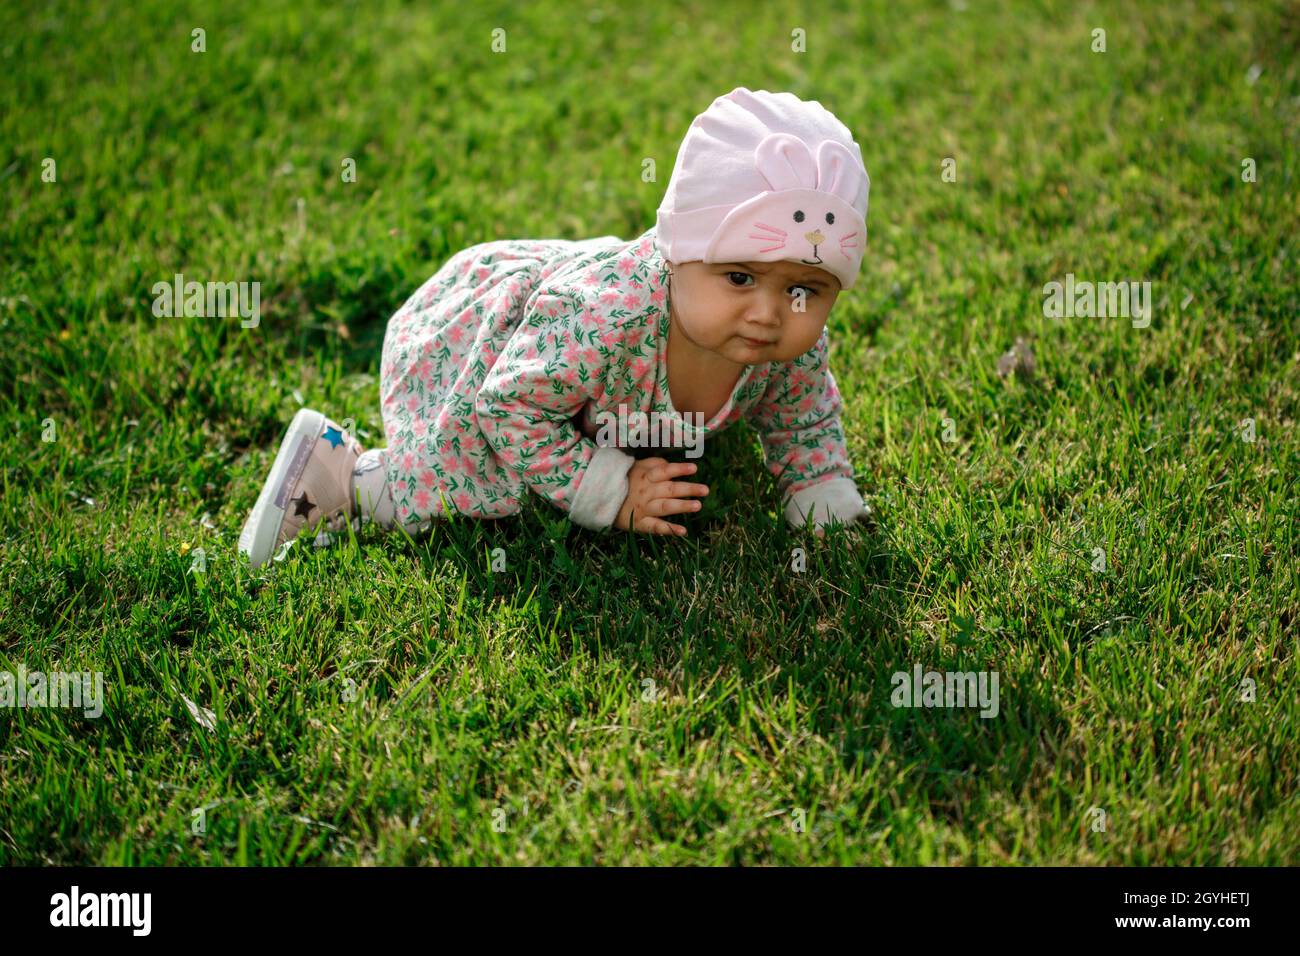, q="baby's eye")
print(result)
[725,272,816,297]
